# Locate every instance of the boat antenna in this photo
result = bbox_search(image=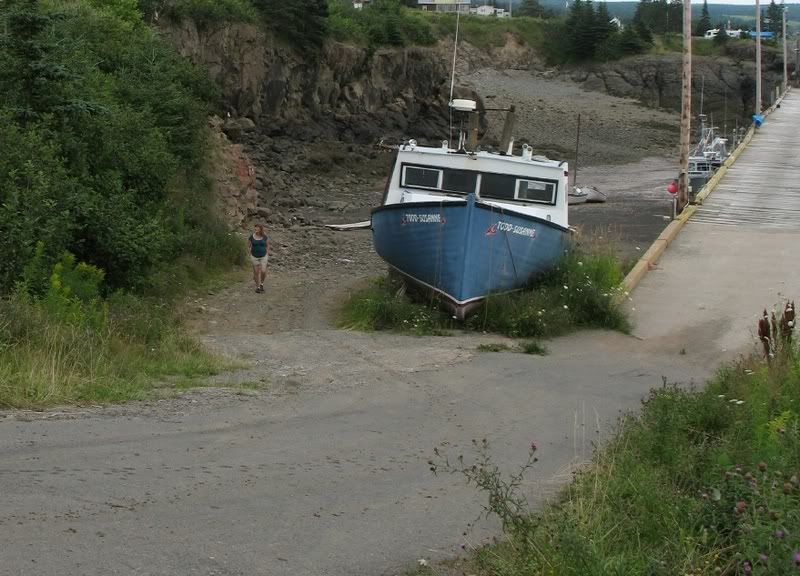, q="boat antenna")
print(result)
[723,85,727,137]
[700,75,705,116]
[448,8,461,149]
